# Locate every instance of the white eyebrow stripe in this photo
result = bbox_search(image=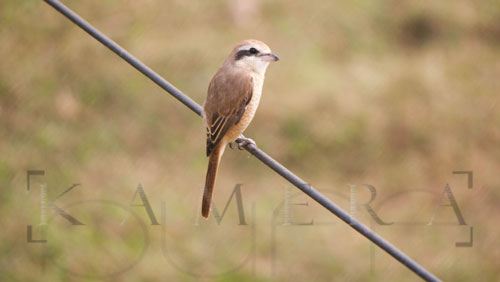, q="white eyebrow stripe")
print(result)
[237,44,254,51]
